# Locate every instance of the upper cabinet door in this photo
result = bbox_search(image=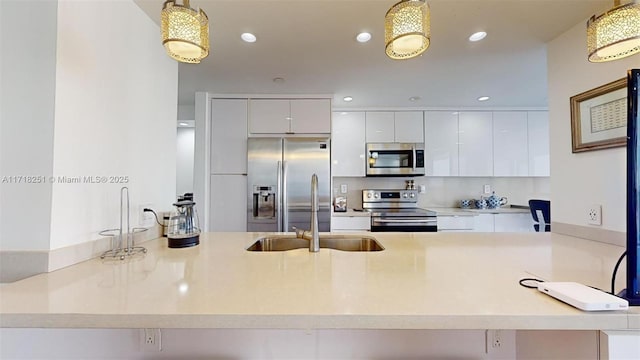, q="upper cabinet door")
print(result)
[248,99,290,134]
[424,111,459,176]
[394,111,424,143]
[211,99,248,174]
[493,111,528,177]
[458,112,493,176]
[290,99,331,134]
[332,112,366,177]
[527,111,550,176]
[365,112,395,143]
